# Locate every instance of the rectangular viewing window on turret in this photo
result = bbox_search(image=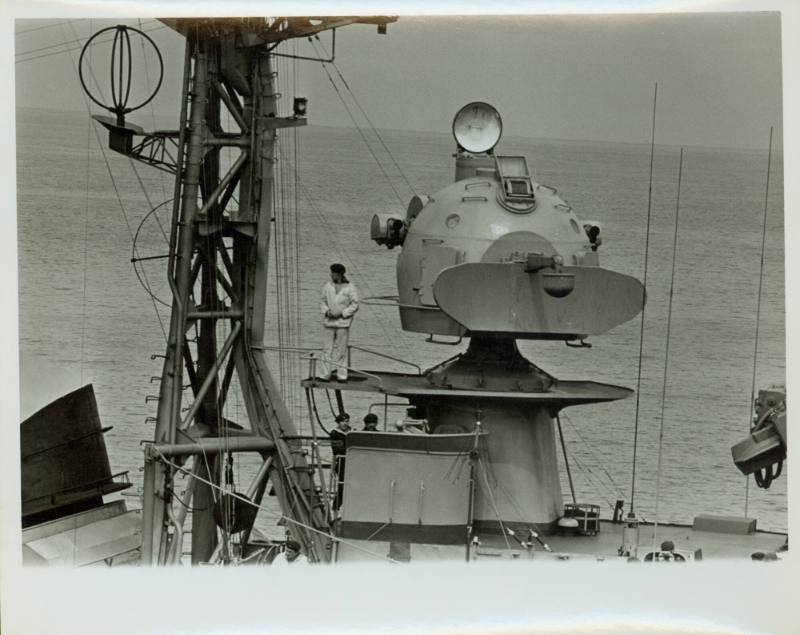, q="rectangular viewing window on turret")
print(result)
[495,156,535,200]
[504,178,533,198]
